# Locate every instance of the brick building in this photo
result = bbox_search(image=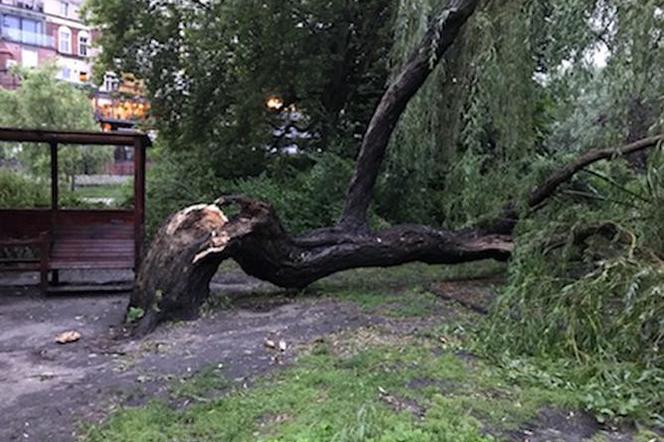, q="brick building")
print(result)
[0,0,148,127]
[1,0,150,175]
[0,0,56,88]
